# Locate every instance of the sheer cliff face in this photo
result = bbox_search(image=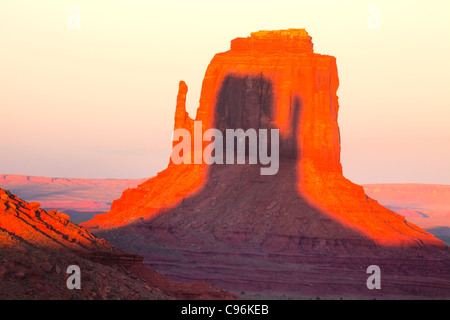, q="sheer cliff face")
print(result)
[176,29,341,170]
